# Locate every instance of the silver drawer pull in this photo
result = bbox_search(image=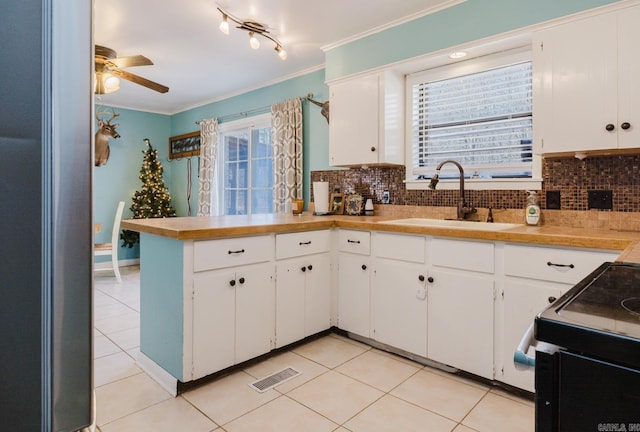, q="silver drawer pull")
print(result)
[347,239,361,244]
[228,249,245,255]
[299,241,311,245]
[547,261,574,269]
